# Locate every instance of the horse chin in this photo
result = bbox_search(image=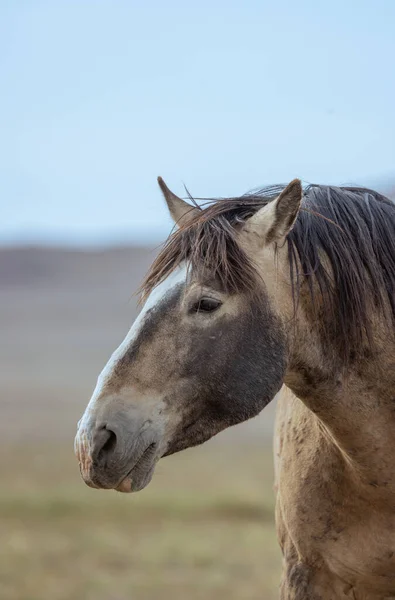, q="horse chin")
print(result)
[115,459,157,494]
[114,446,159,494]
[115,477,134,493]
